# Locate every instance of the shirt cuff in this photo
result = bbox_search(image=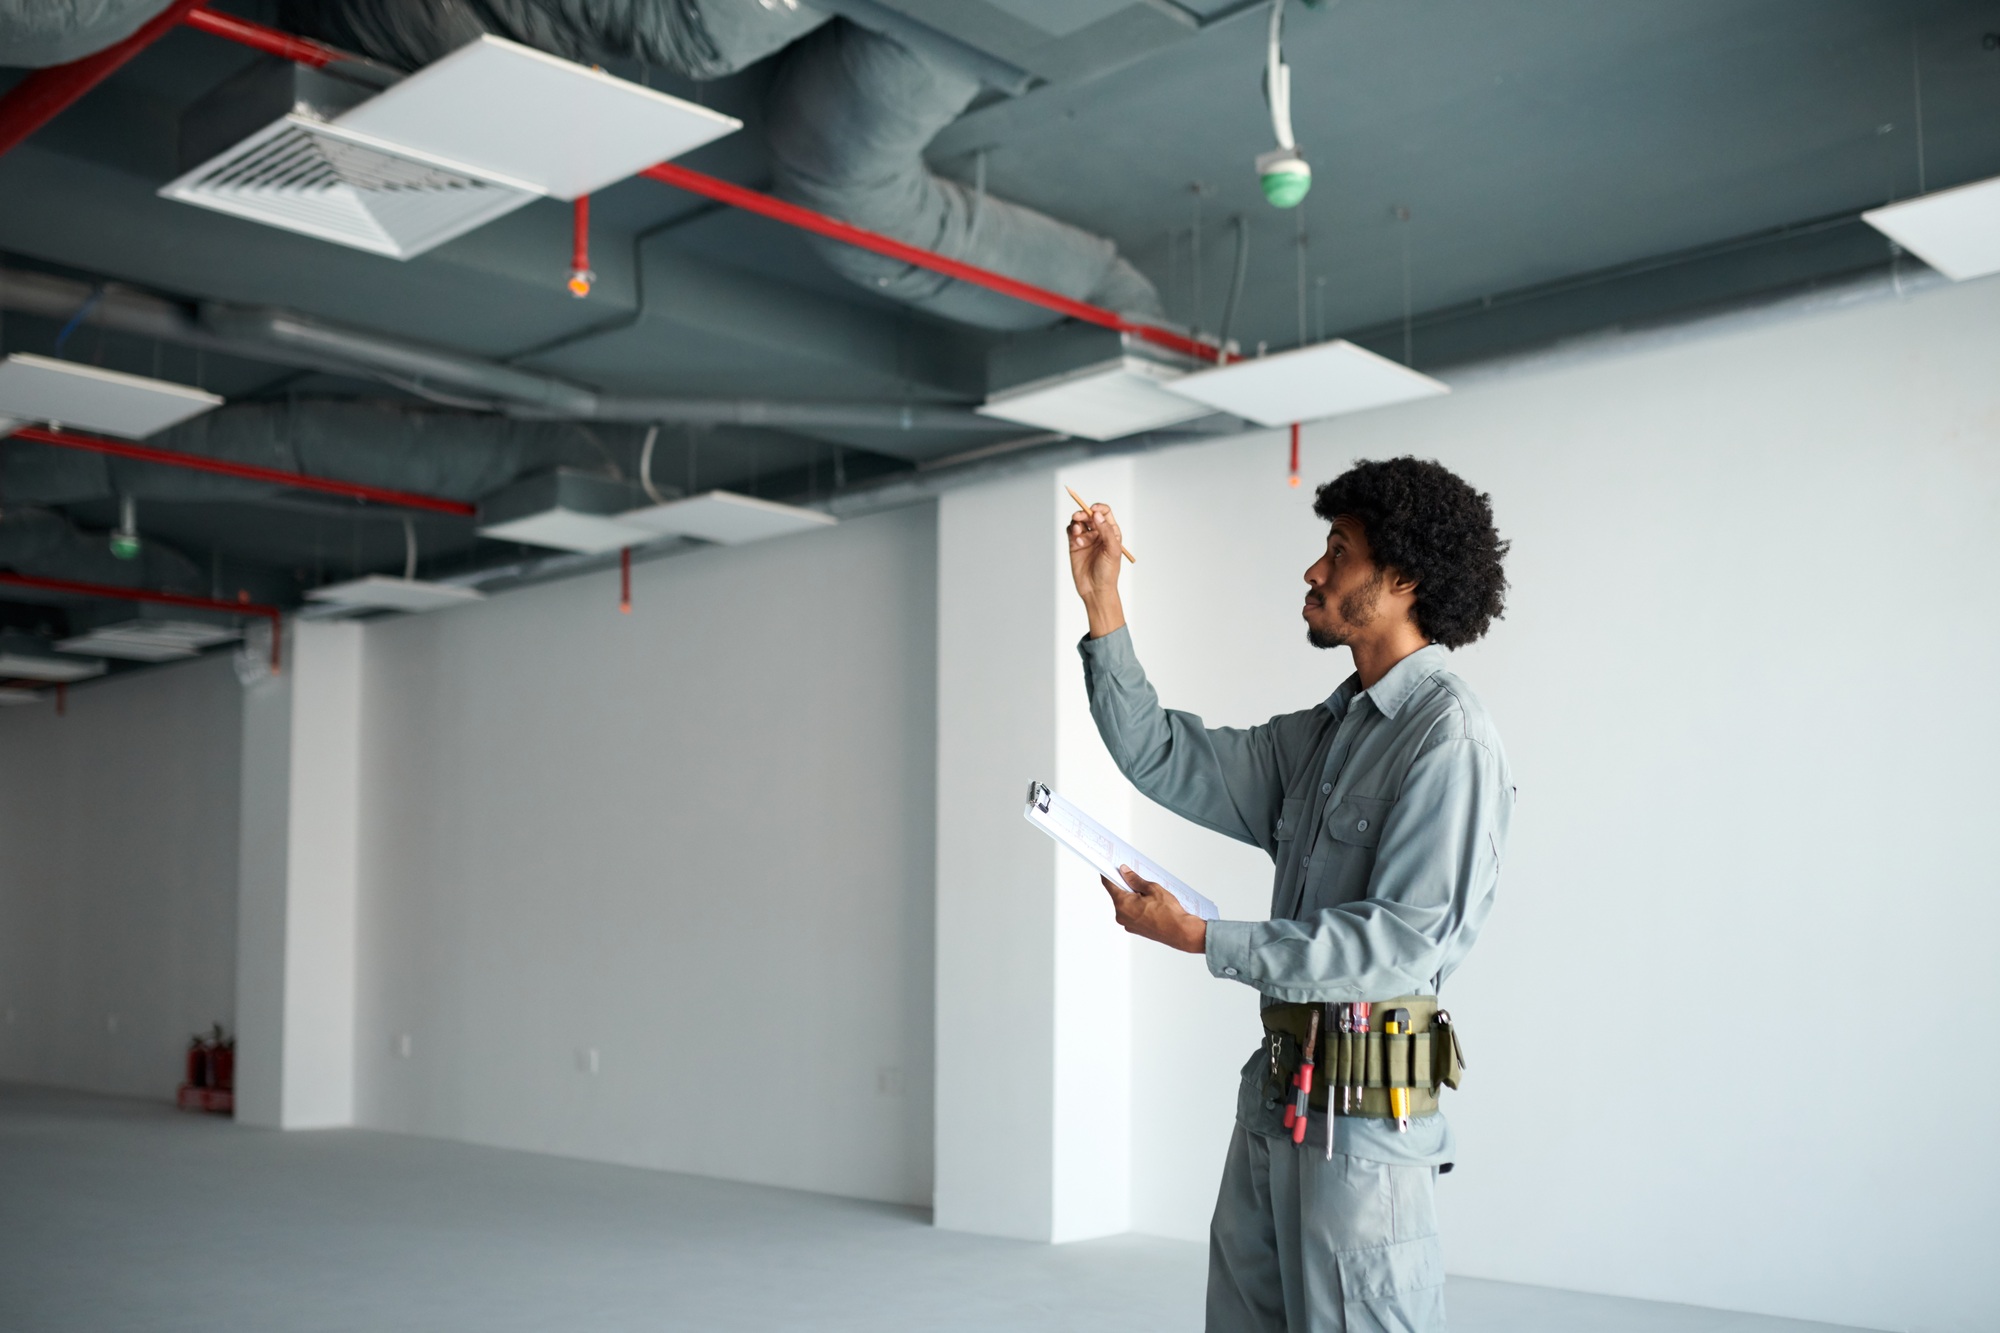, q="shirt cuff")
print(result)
[1076,623,1135,660]
[1205,918,1256,984]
